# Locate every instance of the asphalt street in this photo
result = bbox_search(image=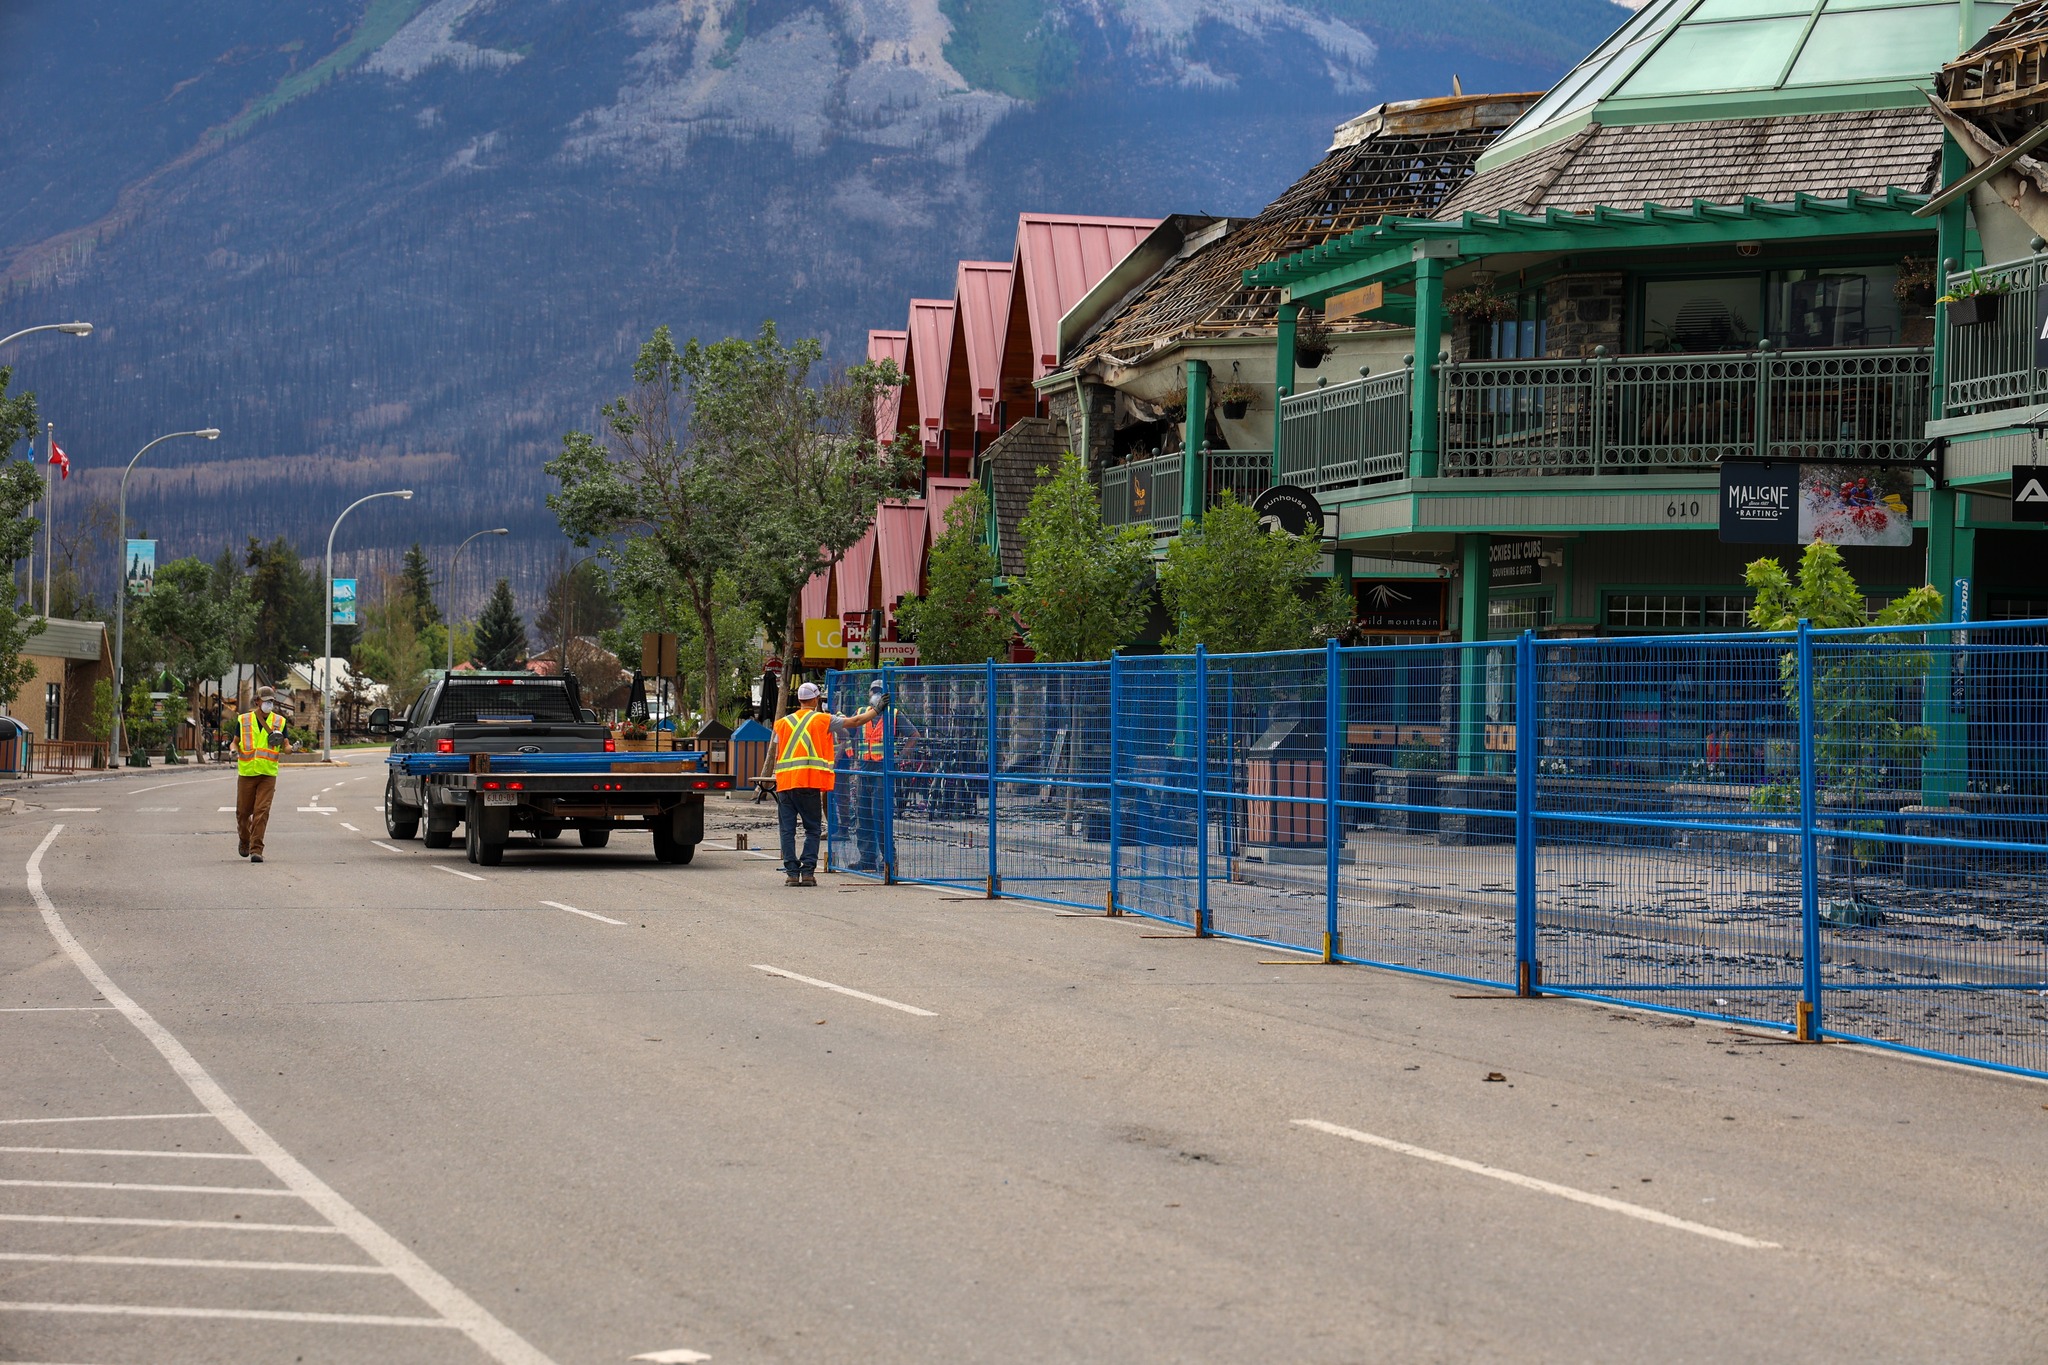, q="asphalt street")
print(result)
[2,759,2046,1364]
